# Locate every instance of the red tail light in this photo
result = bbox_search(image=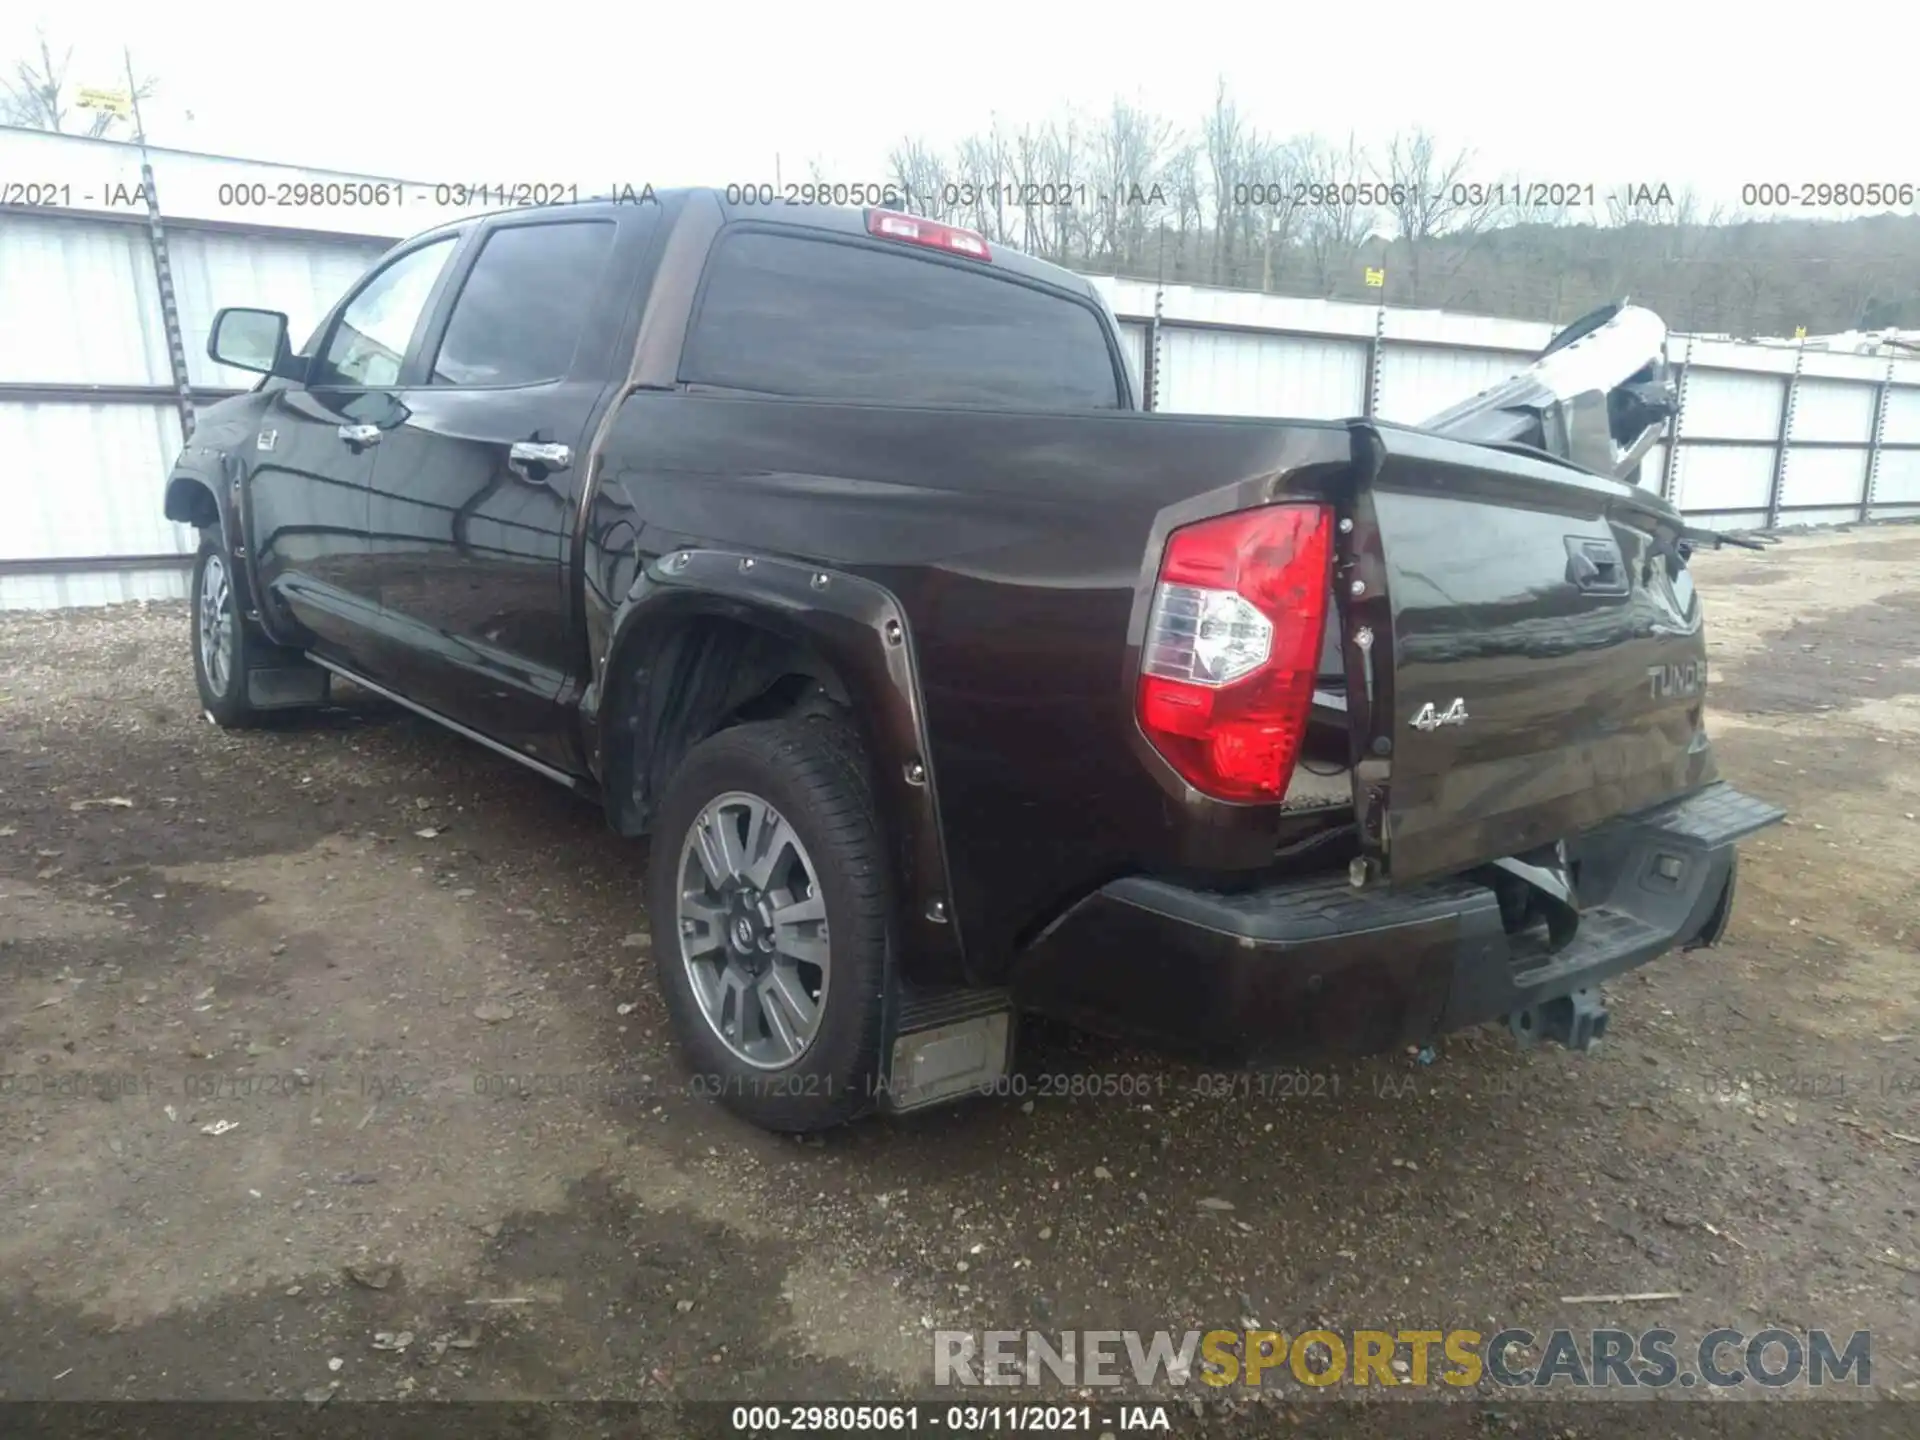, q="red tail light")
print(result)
[1136,503,1333,802]
[866,209,992,261]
